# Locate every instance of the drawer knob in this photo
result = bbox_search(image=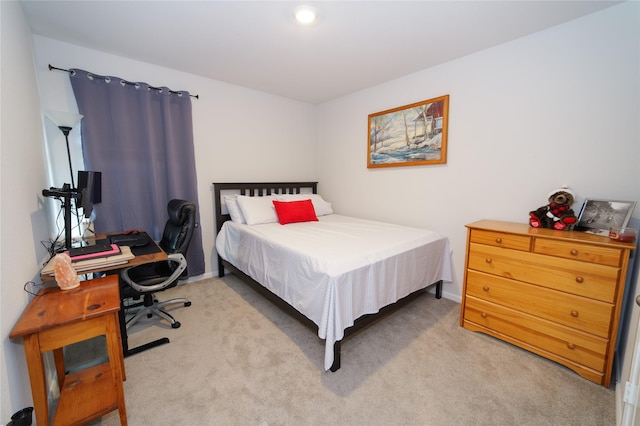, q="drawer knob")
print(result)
[485,258,492,264]
[483,286,490,292]
[571,249,579,256]
[495,238,502,244]
[481,312,487,318]
[567,343,576,350]
[571,310,579,317]
[575,276,584,284]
